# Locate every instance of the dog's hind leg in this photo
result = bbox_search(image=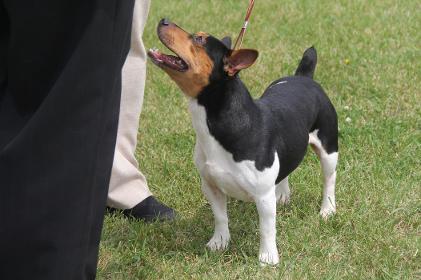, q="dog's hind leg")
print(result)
[319,151,338,218]
[276,176,290,205]
[201,179,230,251]
[256,190,279,265]
[309,129,338,218]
